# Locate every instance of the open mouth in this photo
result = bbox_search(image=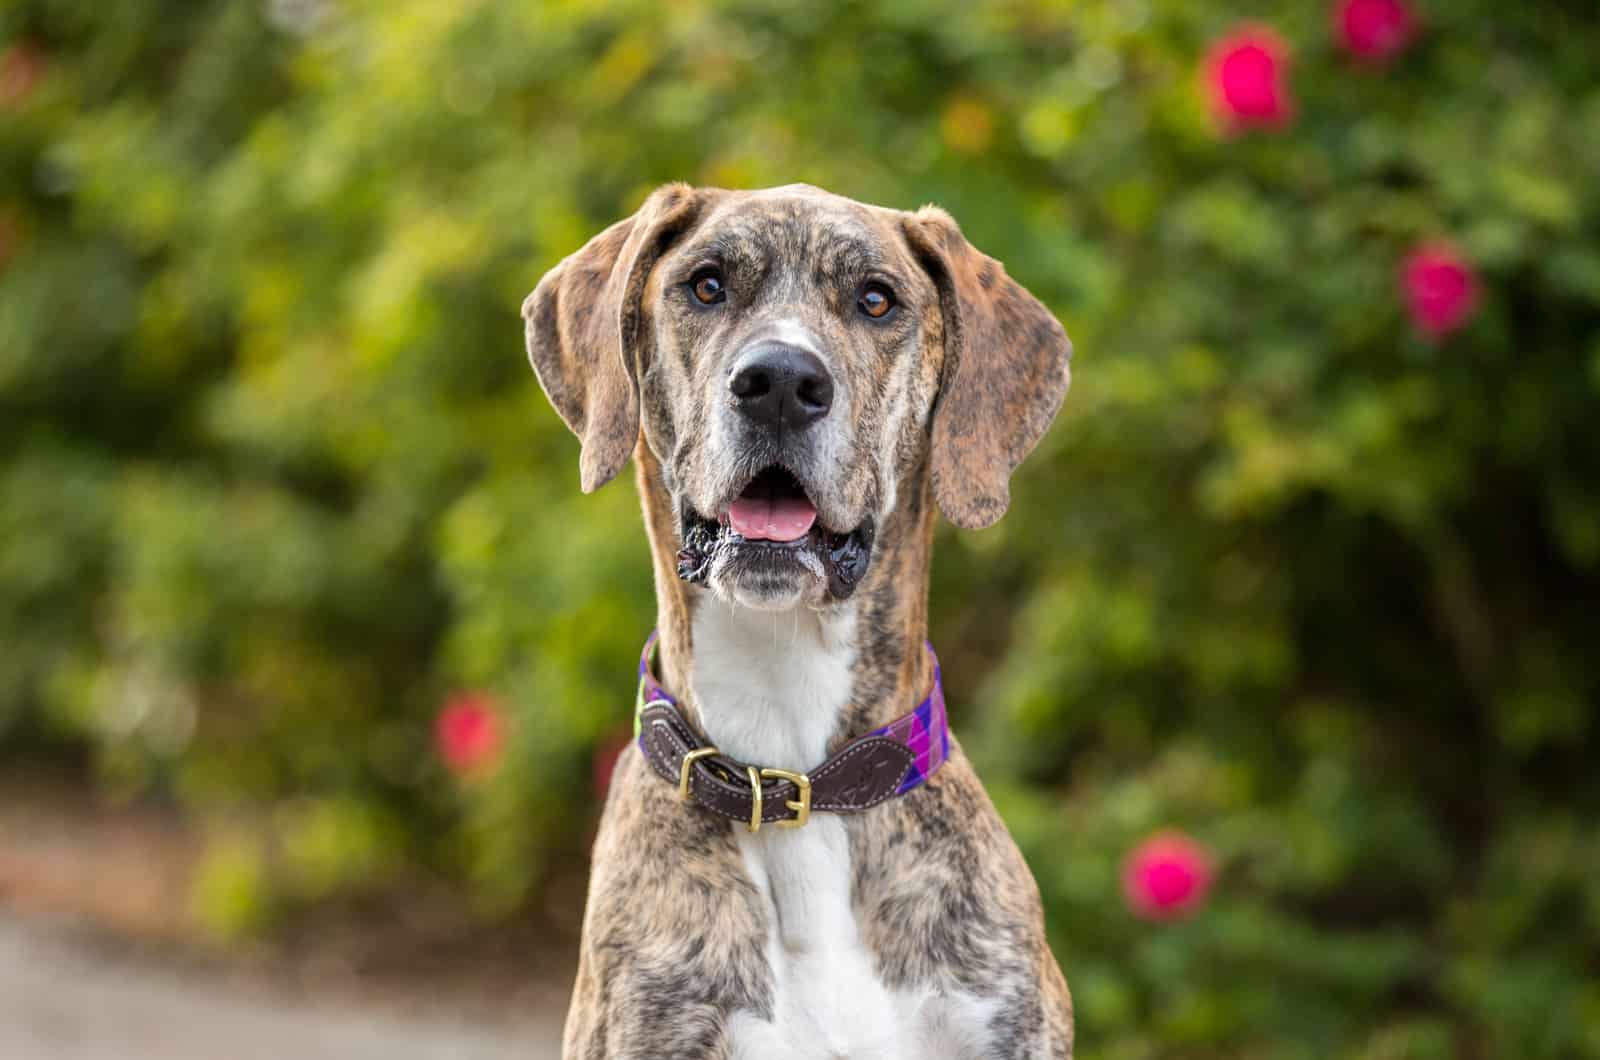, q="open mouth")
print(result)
[677,465,876,599]
[726,466,820,543]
